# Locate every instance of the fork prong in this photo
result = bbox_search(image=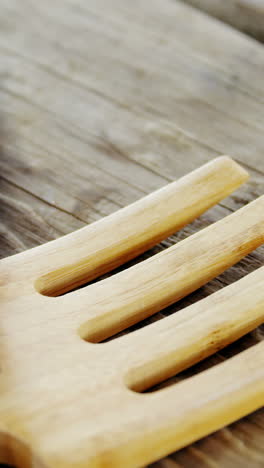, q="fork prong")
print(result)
[33,157,247,296]
[111,341,264,468]
[119,265,264,392]
[75,195,264,342]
